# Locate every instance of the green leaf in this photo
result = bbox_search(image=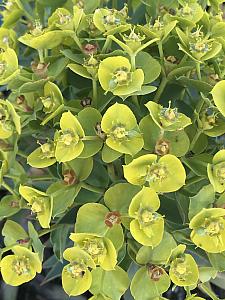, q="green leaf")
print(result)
[188,184,215,220]
[136,51,161,84]
[90,266,129,300]
[2,220,28,247]
[28,222,45,261]
[50,224,71,261]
